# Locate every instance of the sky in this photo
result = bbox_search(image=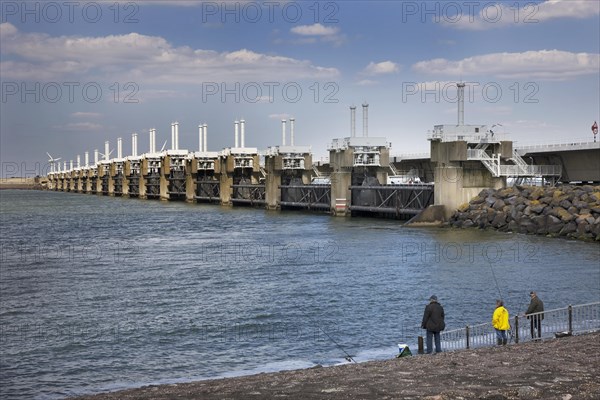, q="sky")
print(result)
[1,0,599,176]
